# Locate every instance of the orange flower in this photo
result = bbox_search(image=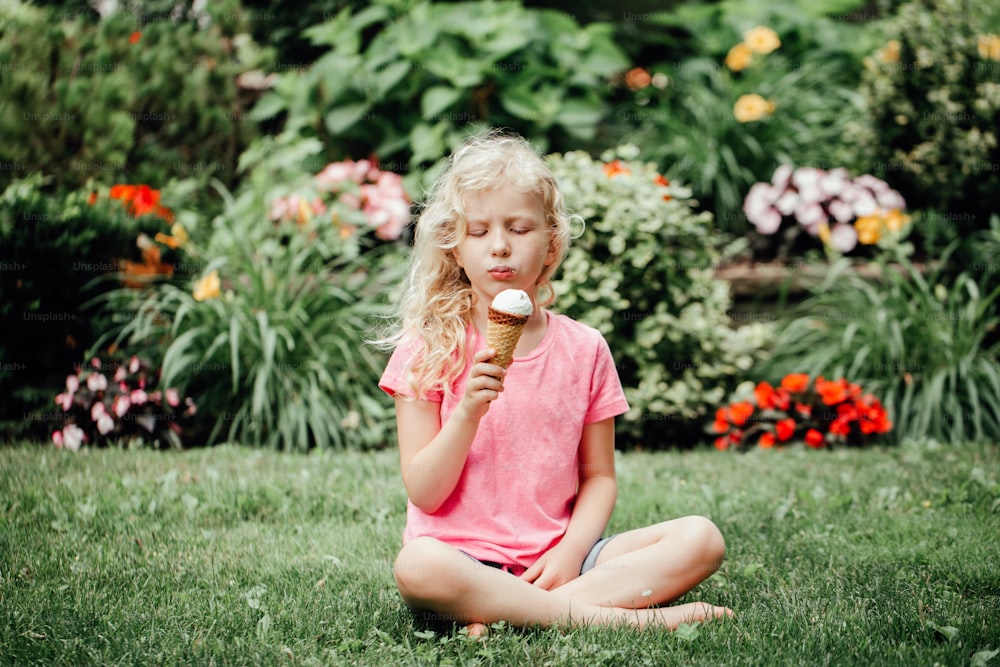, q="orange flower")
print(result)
[758,432,775,449]
[653,174,672,201]
[775,418,796,442]
[602,160,631,178]
[805,429,825,448]
[781,373,810,393]
[725,43,753,72]
[714,436,729,451]
[87,191,98,205]
[743,26,781,55]
[625,67,652,91]
[110,183,174,221]
[129,31,142,45]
